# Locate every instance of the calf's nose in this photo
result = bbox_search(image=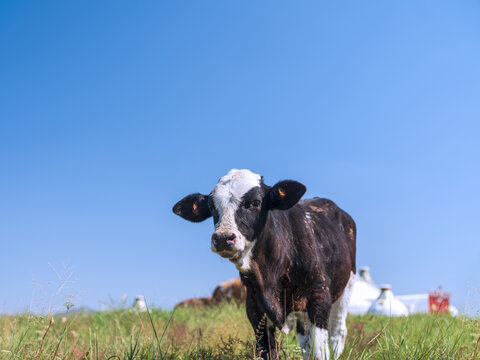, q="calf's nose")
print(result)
[212,233,236,251]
